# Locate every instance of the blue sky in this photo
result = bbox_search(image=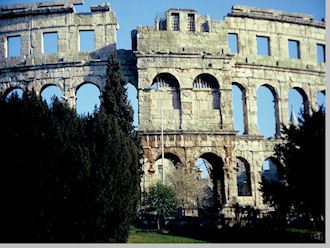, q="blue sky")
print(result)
[1,0,326,135]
